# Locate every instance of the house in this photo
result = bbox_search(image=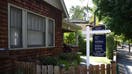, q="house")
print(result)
[0,0,81,60]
